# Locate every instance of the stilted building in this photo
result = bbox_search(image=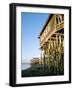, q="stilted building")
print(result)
[39,14,64,75]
